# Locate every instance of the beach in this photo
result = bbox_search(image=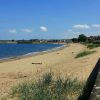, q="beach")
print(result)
[0,43,100,99]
